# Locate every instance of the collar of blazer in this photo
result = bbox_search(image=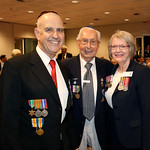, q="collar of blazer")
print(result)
[29,50,61,105]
